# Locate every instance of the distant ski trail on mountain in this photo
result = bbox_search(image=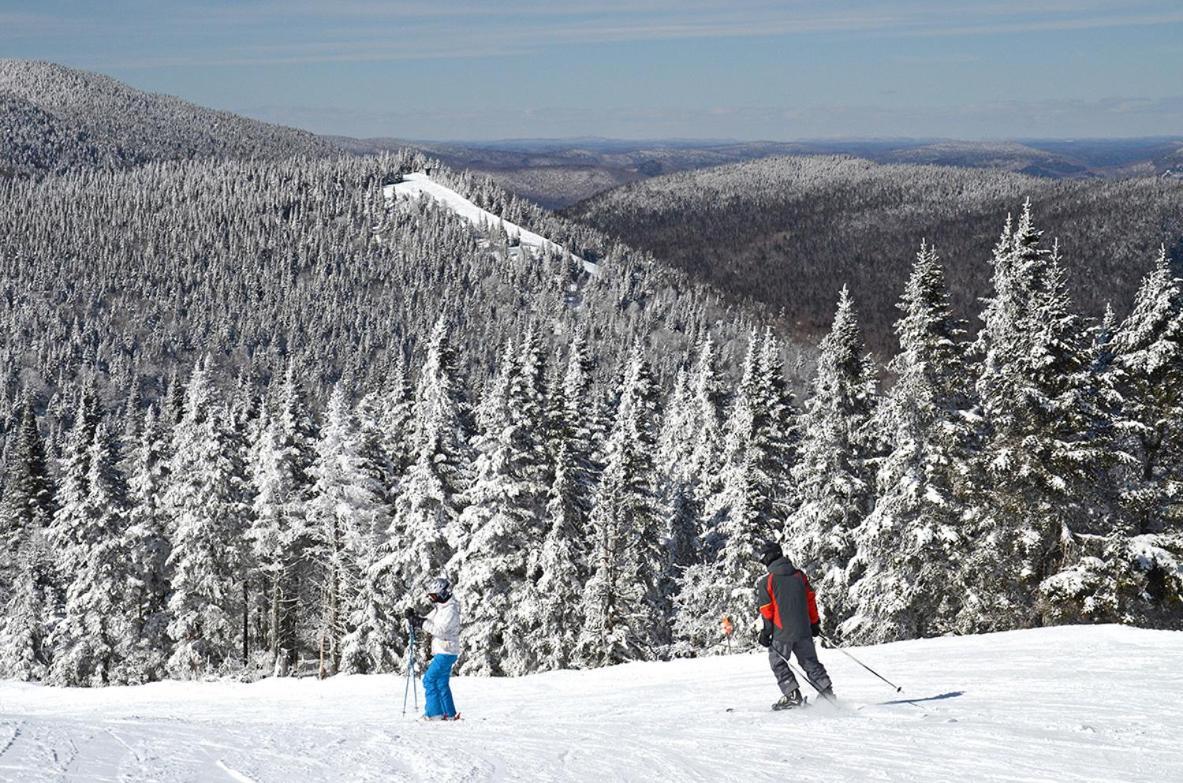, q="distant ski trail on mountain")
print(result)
[386,172,599,274]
